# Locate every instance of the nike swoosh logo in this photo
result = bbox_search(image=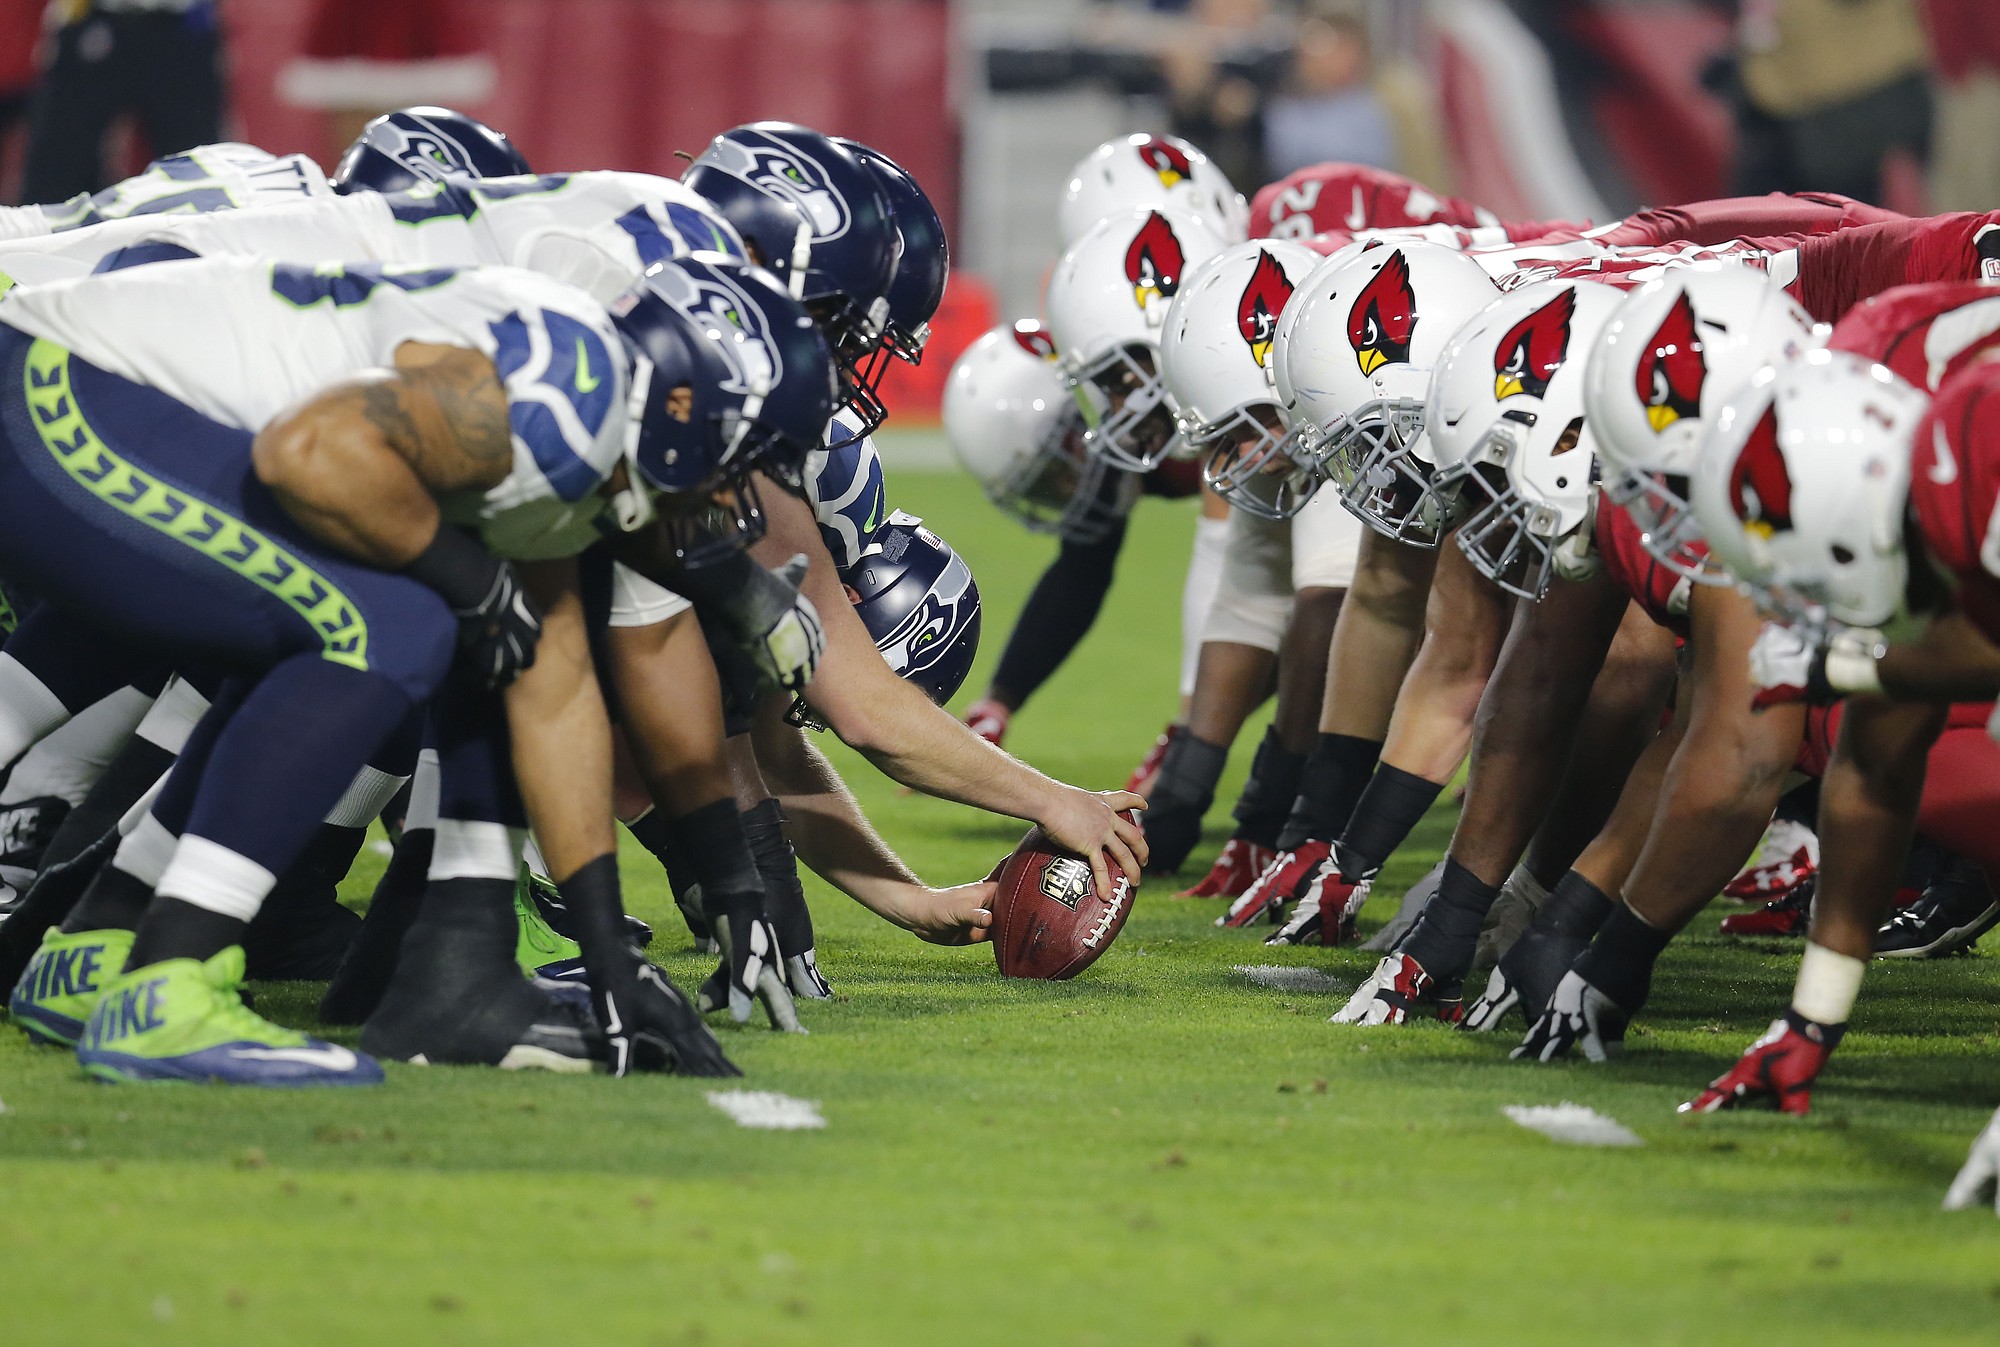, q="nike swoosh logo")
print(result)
[230,1045,359,1071]
[1930,422,1959,485]
[1345,184,1367,231]
[574,337,602,393]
